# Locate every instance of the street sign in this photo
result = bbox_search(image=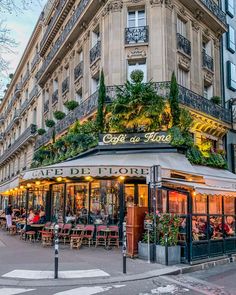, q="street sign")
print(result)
[144,220,154,231]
